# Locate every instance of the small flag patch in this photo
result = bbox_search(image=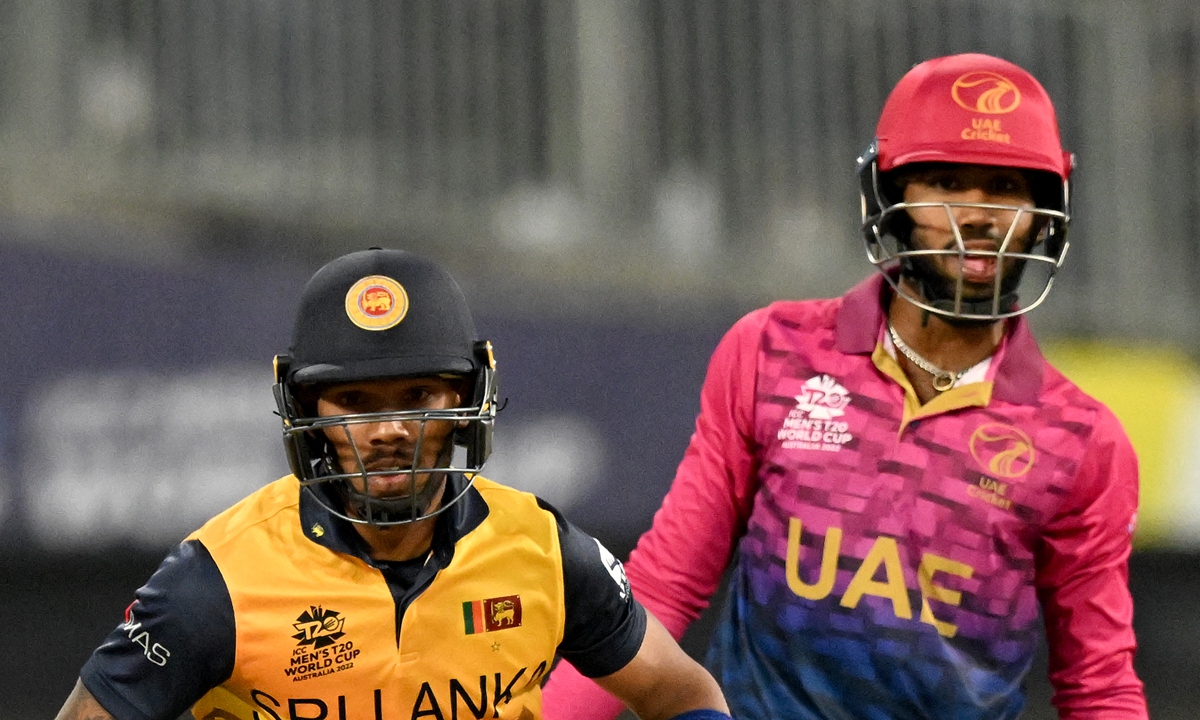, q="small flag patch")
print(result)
[463,600,486,635]
[462,595,522,634]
